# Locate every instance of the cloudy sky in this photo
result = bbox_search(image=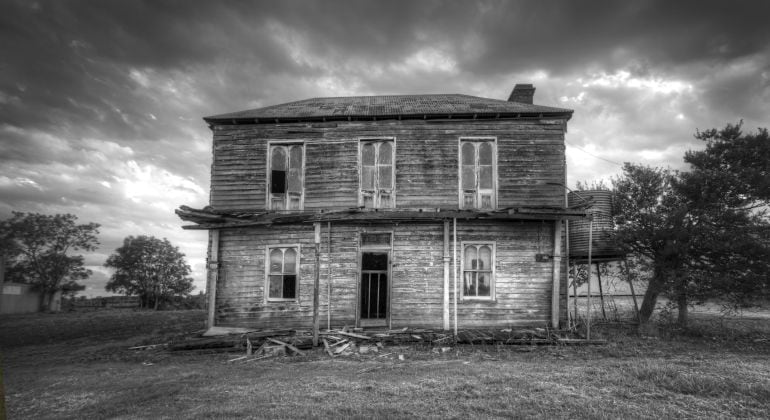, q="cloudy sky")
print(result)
[2,0,769,296]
